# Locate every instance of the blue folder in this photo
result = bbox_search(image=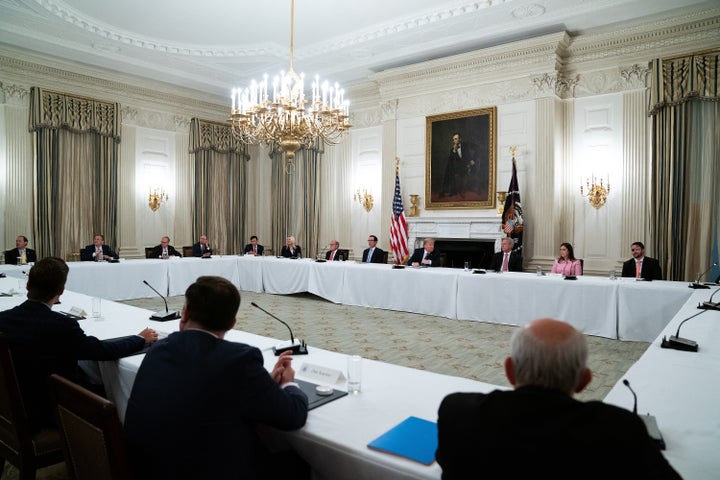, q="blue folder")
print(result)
[367,416,438,465]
